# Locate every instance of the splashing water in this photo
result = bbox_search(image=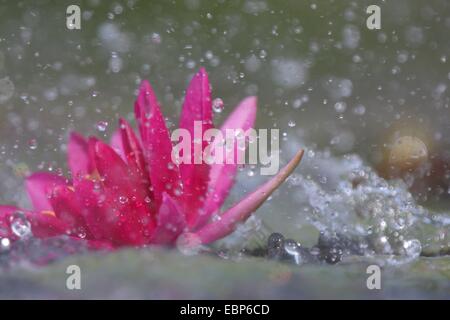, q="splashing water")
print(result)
[284,142,449,261]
